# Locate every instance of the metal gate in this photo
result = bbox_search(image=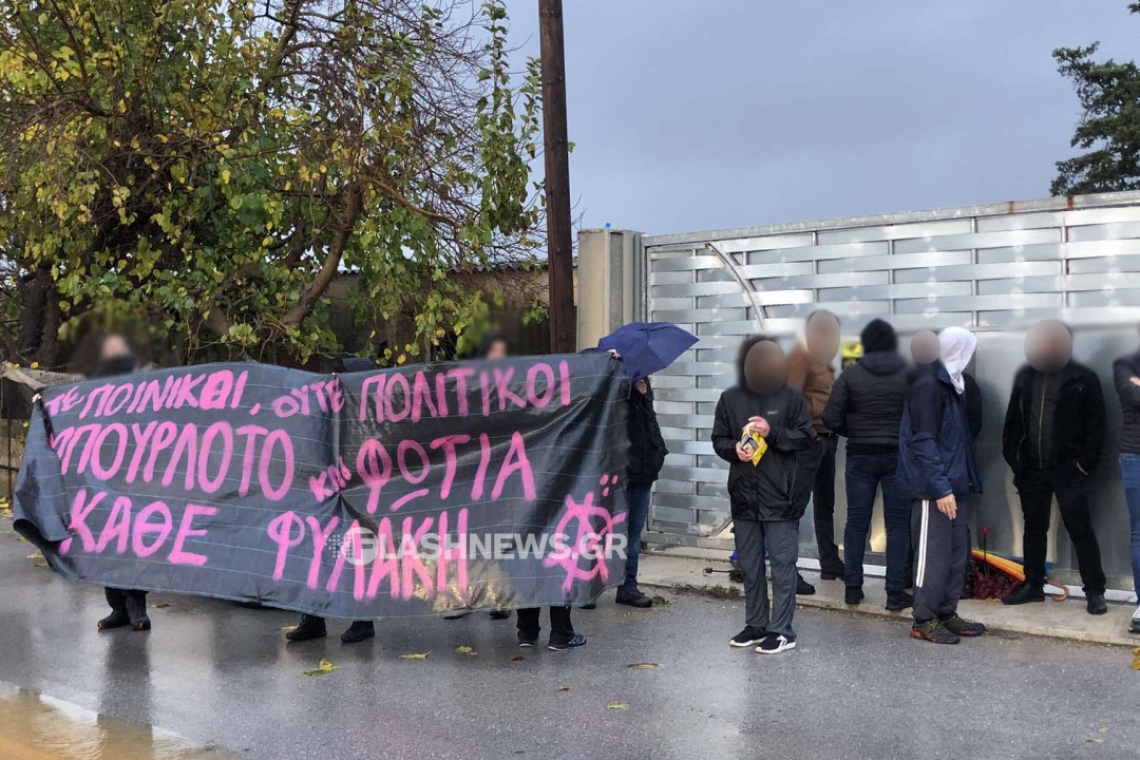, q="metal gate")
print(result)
[641,191,1140,590]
